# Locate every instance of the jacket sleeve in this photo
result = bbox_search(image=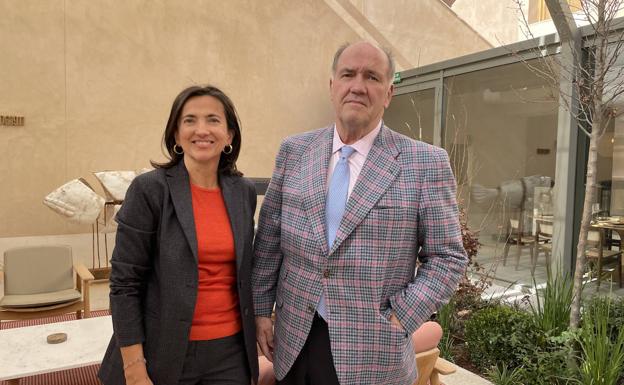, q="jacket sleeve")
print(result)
[390,148,468,335]
[248,179,258,228]
[109,174,160,347]
[252,141,288,317]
